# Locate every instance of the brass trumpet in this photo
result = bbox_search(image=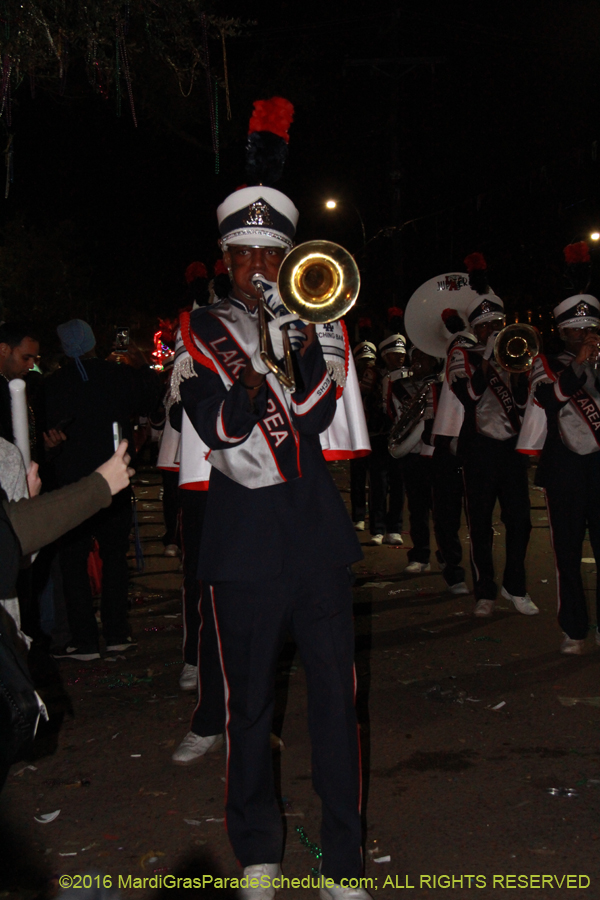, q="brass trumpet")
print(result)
[493,323,541,374]
[254,240,361,392]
